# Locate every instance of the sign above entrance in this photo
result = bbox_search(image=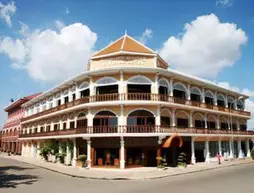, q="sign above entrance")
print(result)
[90,55,155,70]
